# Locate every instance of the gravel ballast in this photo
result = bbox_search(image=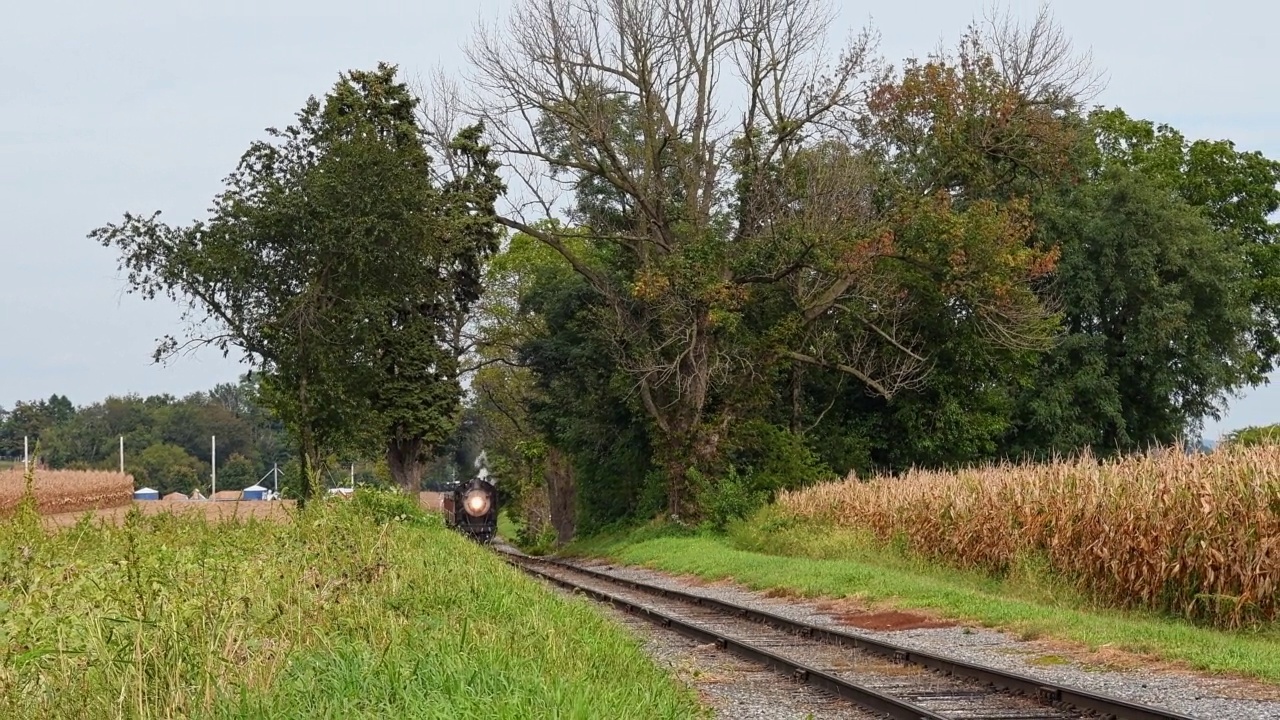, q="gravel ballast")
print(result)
[566,558,1280,720]
[593,597,885,719]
